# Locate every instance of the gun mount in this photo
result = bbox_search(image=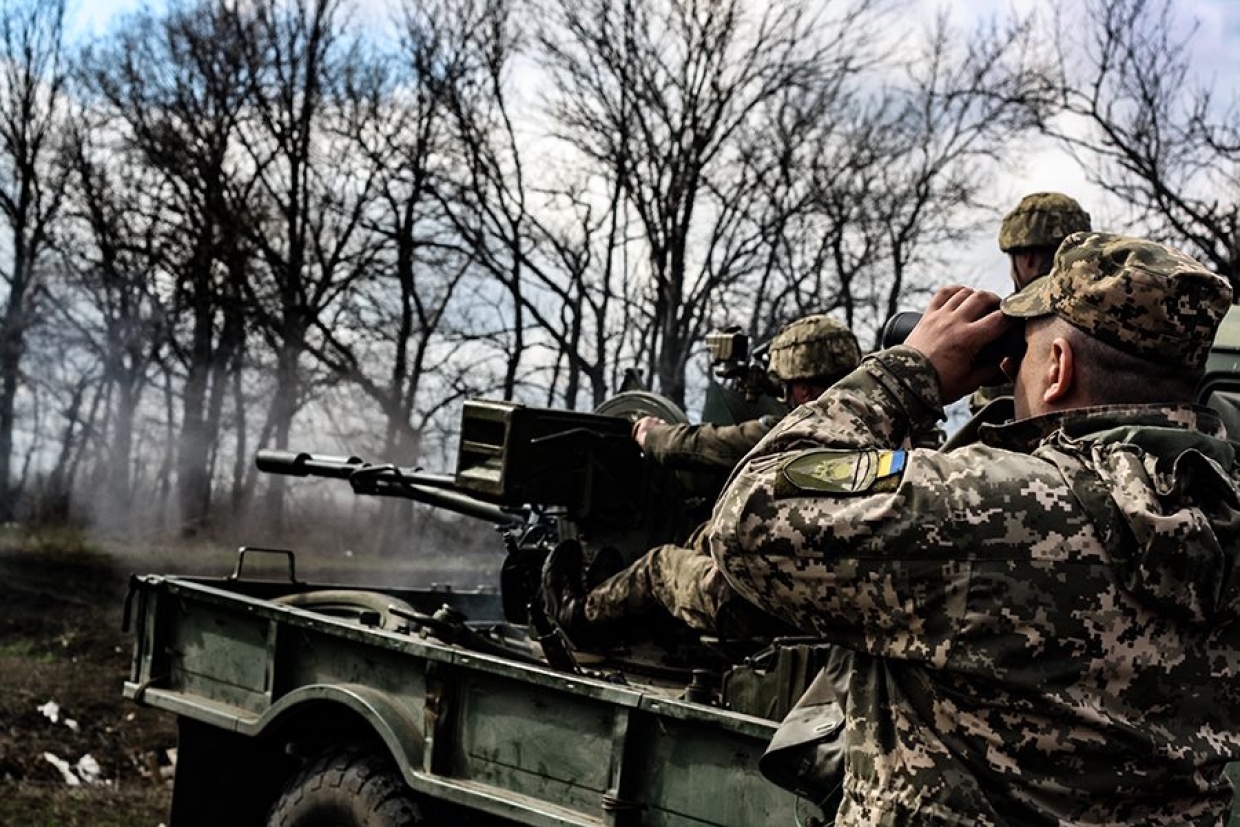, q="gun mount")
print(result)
[258,399,697,630]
